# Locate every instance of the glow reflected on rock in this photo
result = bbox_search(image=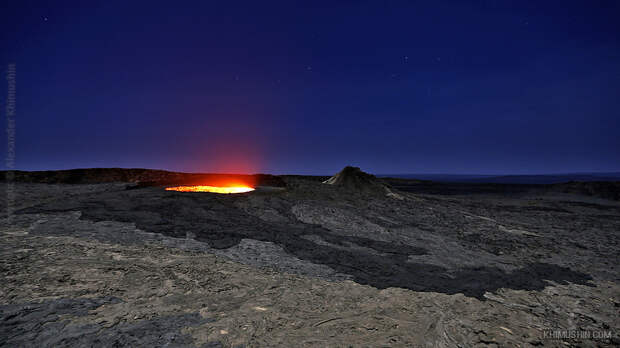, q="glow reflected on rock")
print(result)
[165,185,255,194]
